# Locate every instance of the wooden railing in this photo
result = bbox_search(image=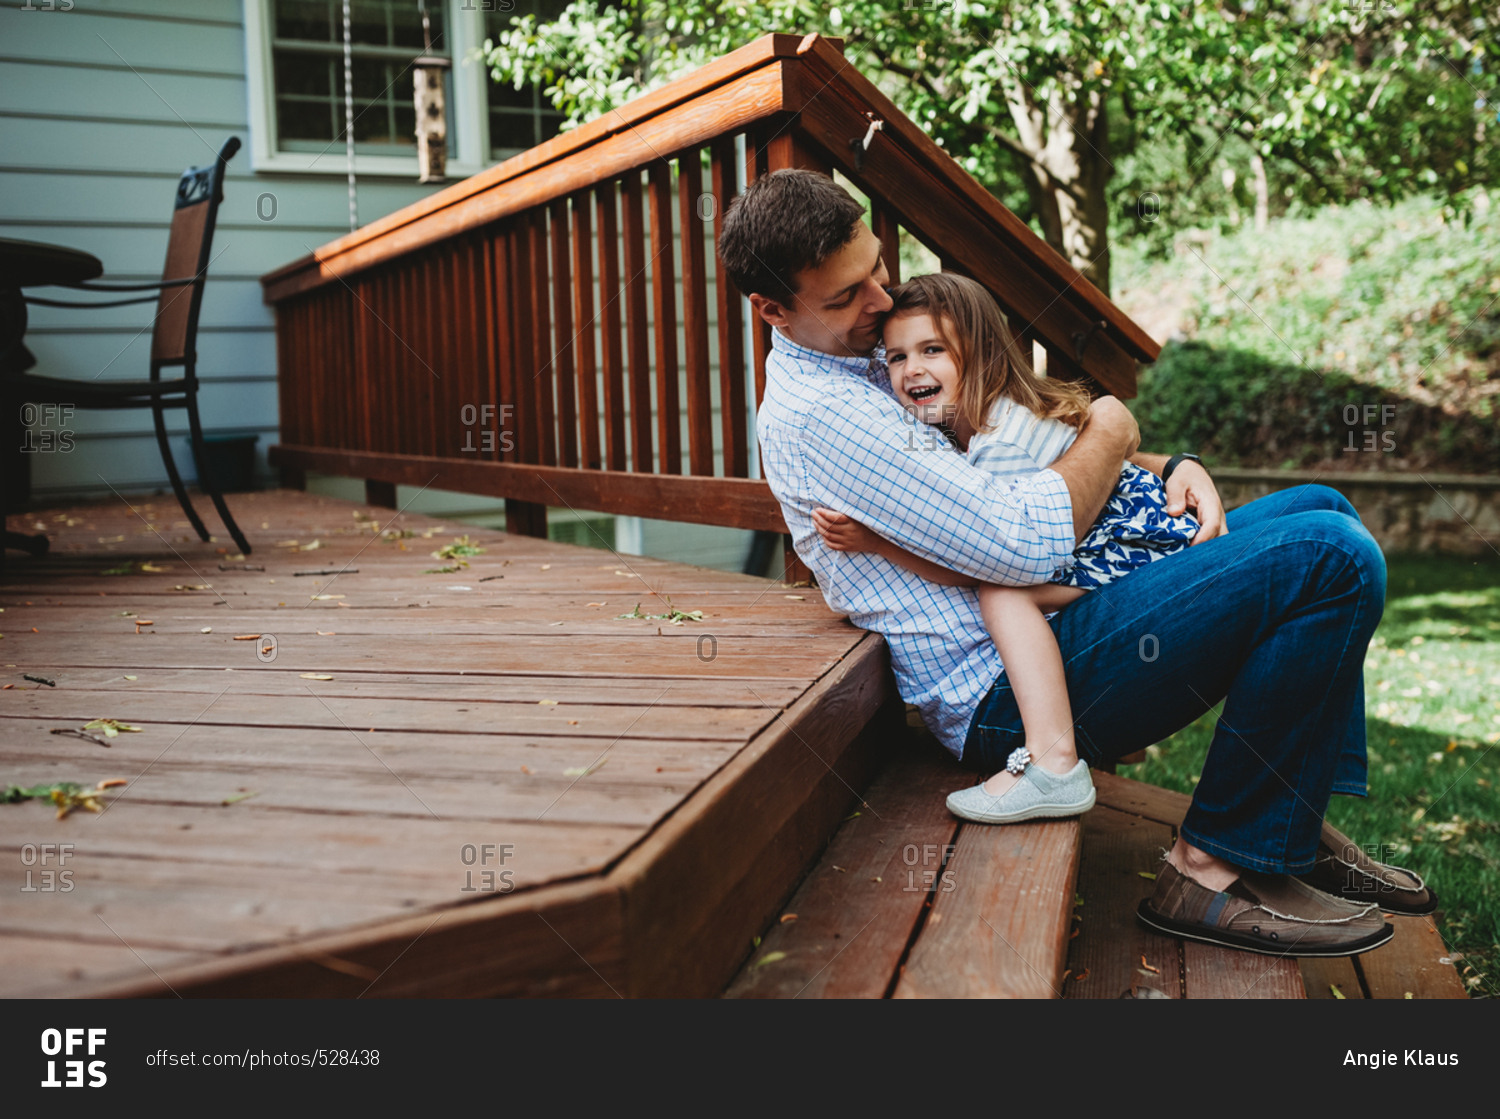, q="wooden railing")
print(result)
[262,32,1159,558]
